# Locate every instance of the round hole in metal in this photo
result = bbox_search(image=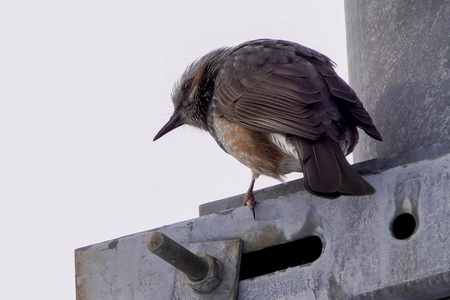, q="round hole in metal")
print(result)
[391,213,416,240]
